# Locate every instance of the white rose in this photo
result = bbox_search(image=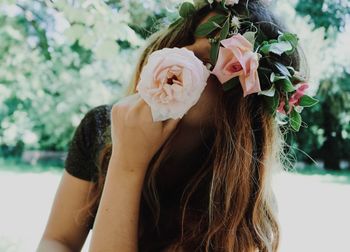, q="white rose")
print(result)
[136,47,210,121]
